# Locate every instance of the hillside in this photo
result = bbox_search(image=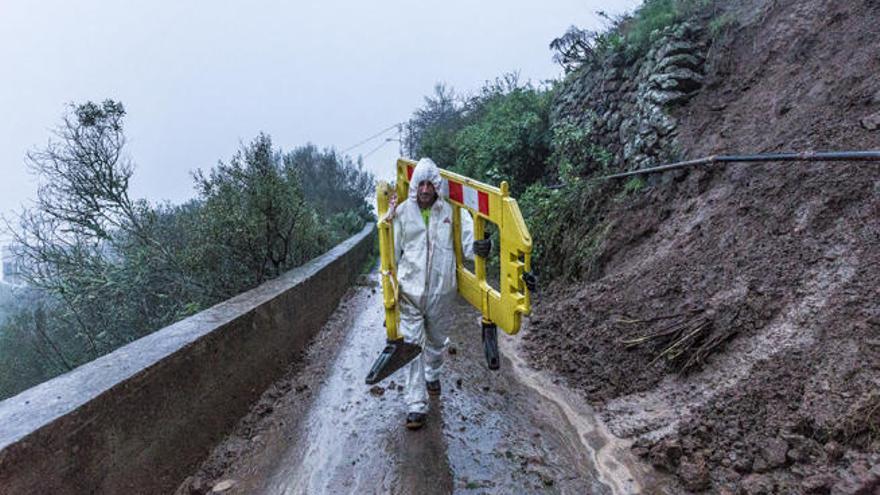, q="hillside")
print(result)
[521,0,880,492]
